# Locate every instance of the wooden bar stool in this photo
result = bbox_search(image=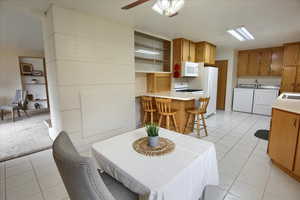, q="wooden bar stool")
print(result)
[141,96,156,126]
[155,98,179,132]
[184,97,210,136]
